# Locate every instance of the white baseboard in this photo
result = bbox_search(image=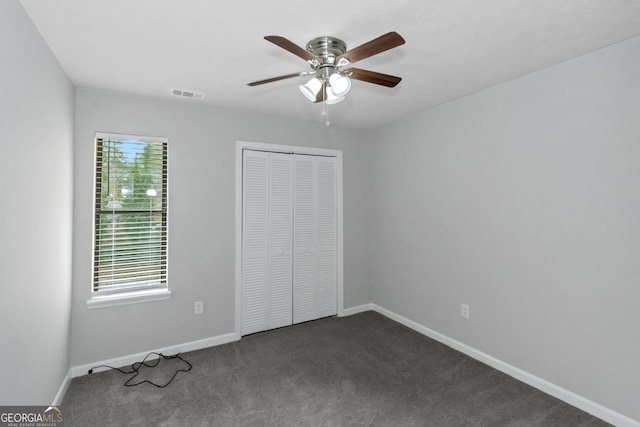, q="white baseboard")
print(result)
[371,304,639,427]
[342,303,373,317]
[53,369,72,405]
[70,332,239,378]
